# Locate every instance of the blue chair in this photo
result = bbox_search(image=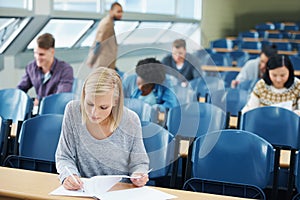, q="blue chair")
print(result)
[18,114,64,162]
[167,102,227,187]
[255,23,275,31]
[240,41,262,50]
[292,153,300,200]
[210,39,234,50]
[236,79,258,93]
[238,31,259,39]
[124,98,158,123]
[290,55,300,71]
[228,51,250,67]
[189,76,225,101]
[183,178,266,200]
[220,71,239,88]
[206,52,232,66]
[171,85,197,105]
[39,92,76,115]
[273,42,292,51]
[187,129,274,200]
[0,116,12,164]
[141,121,174,186]
[208,88,249,117]
[3,155,57,173]
[283,24,299,31]
[0,88,33,123]
[240,106,300,199]
[267,32,283,39]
